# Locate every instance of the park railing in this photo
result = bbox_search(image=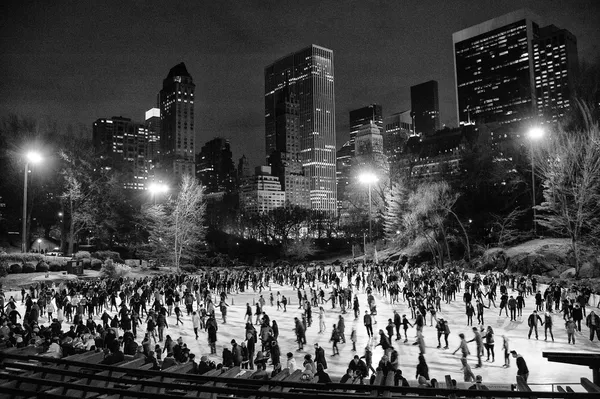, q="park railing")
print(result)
[1,350,600,399]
